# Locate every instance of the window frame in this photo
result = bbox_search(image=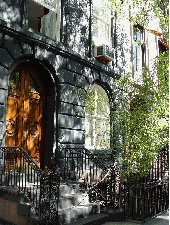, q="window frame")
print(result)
[28,0,61,42]
[85,84,110,150]
[133,24,146,72]
[92,0,112,47]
